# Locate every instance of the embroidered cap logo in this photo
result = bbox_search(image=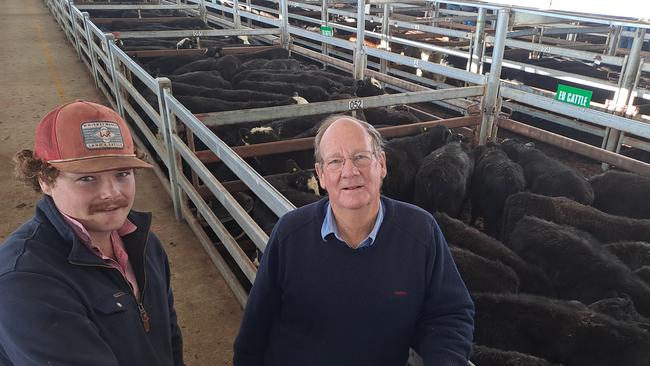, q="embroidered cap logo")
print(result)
[81,121,125,150]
